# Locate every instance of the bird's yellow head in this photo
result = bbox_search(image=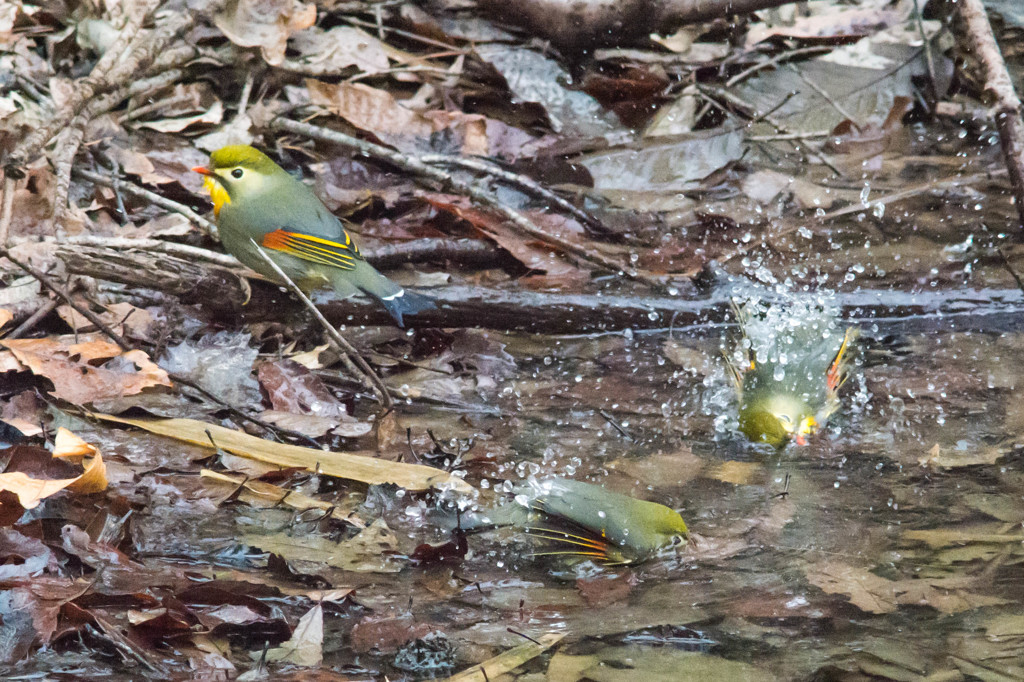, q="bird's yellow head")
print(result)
[642,504,690,546]
[192,145,284,216]
[740,393,817,448]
